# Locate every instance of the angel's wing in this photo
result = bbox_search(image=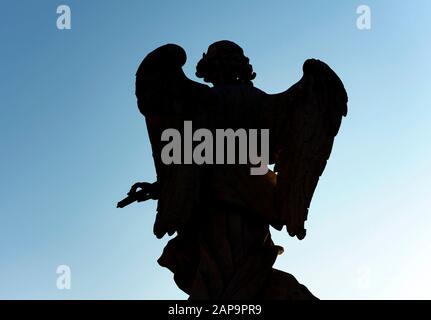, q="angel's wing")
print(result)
[135,44,214,238]
[265,59,348,239]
